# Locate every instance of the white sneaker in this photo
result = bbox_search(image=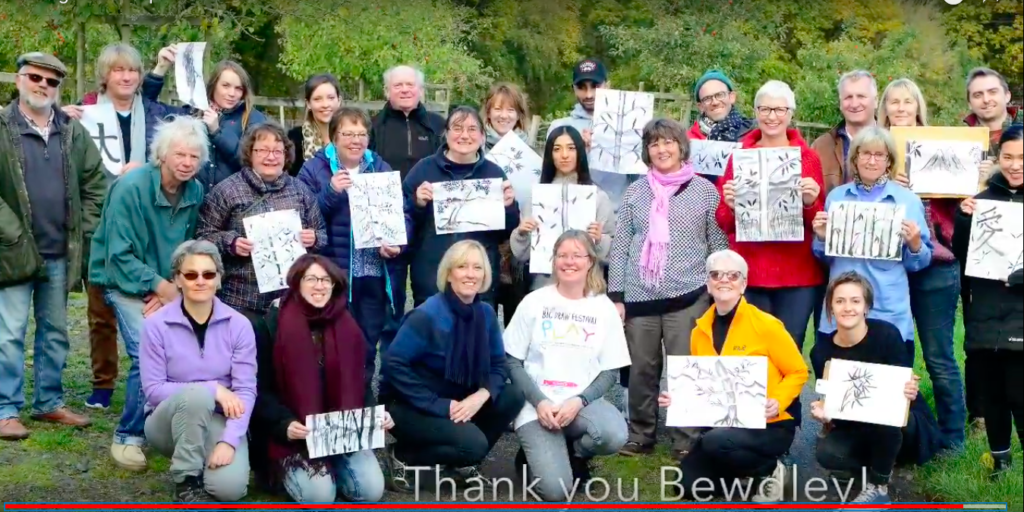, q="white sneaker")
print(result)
[750,460,785,502]
[110,443,147,471]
